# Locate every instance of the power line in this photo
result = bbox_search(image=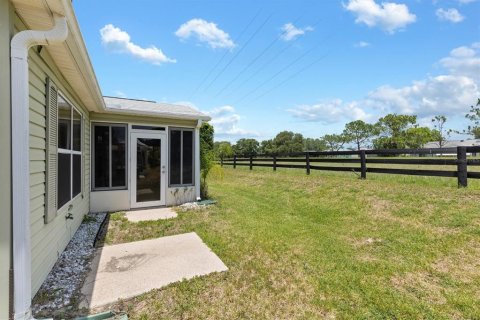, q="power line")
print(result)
[234,33,332,105]
[235,18,323,92]
[216,35,279,97]
[187,10,262,100]
[215,15,307,98]
[250,52,330,103]
[202,14,273,93]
